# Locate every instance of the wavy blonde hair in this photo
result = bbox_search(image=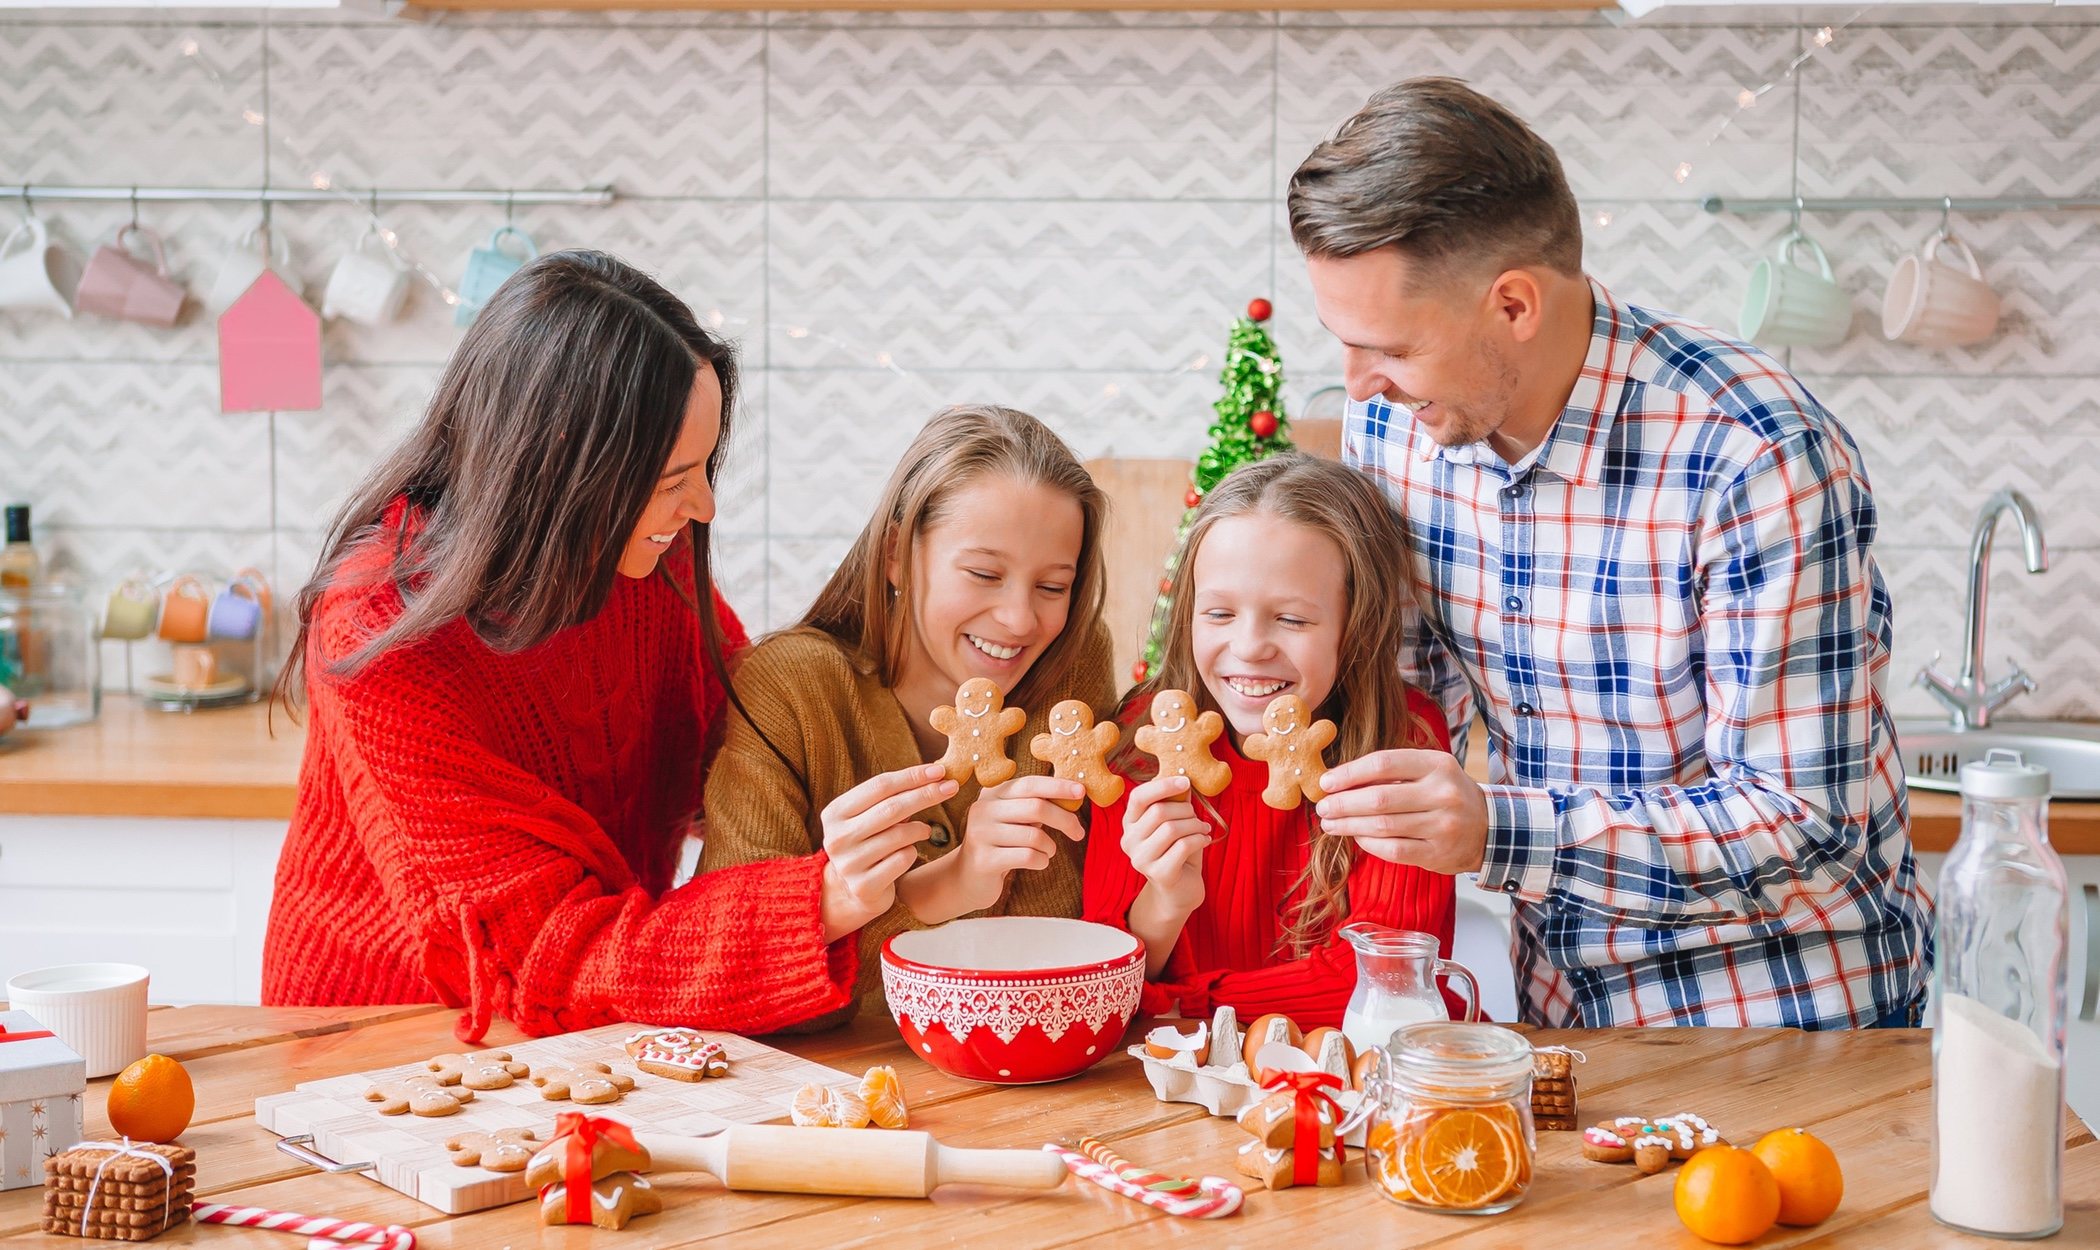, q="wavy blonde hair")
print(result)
[1115,453,1440,954]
